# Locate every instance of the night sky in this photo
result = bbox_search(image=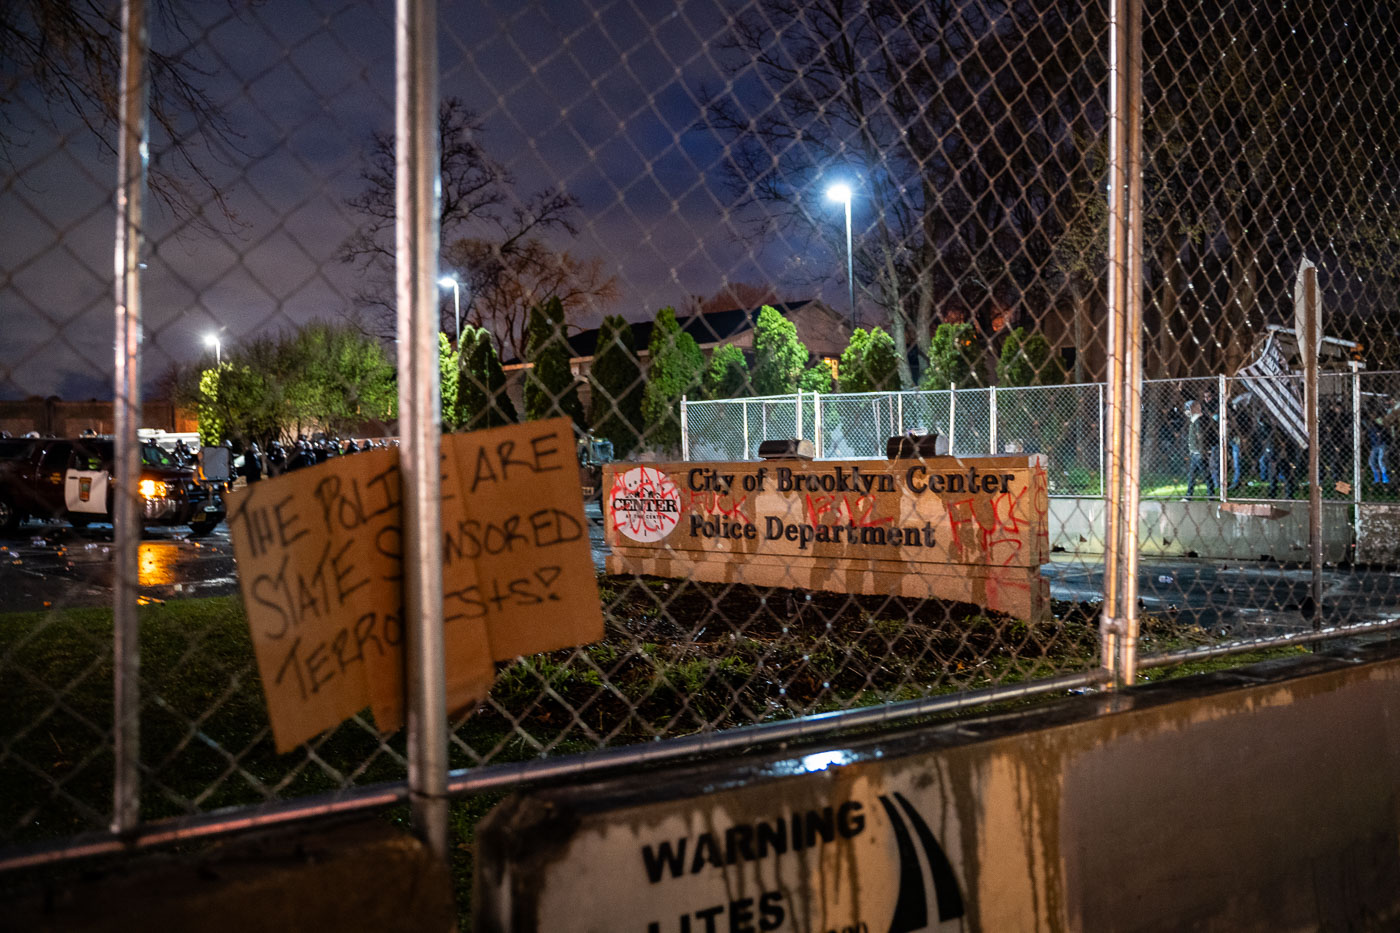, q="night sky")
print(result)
[1,0,842,401]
